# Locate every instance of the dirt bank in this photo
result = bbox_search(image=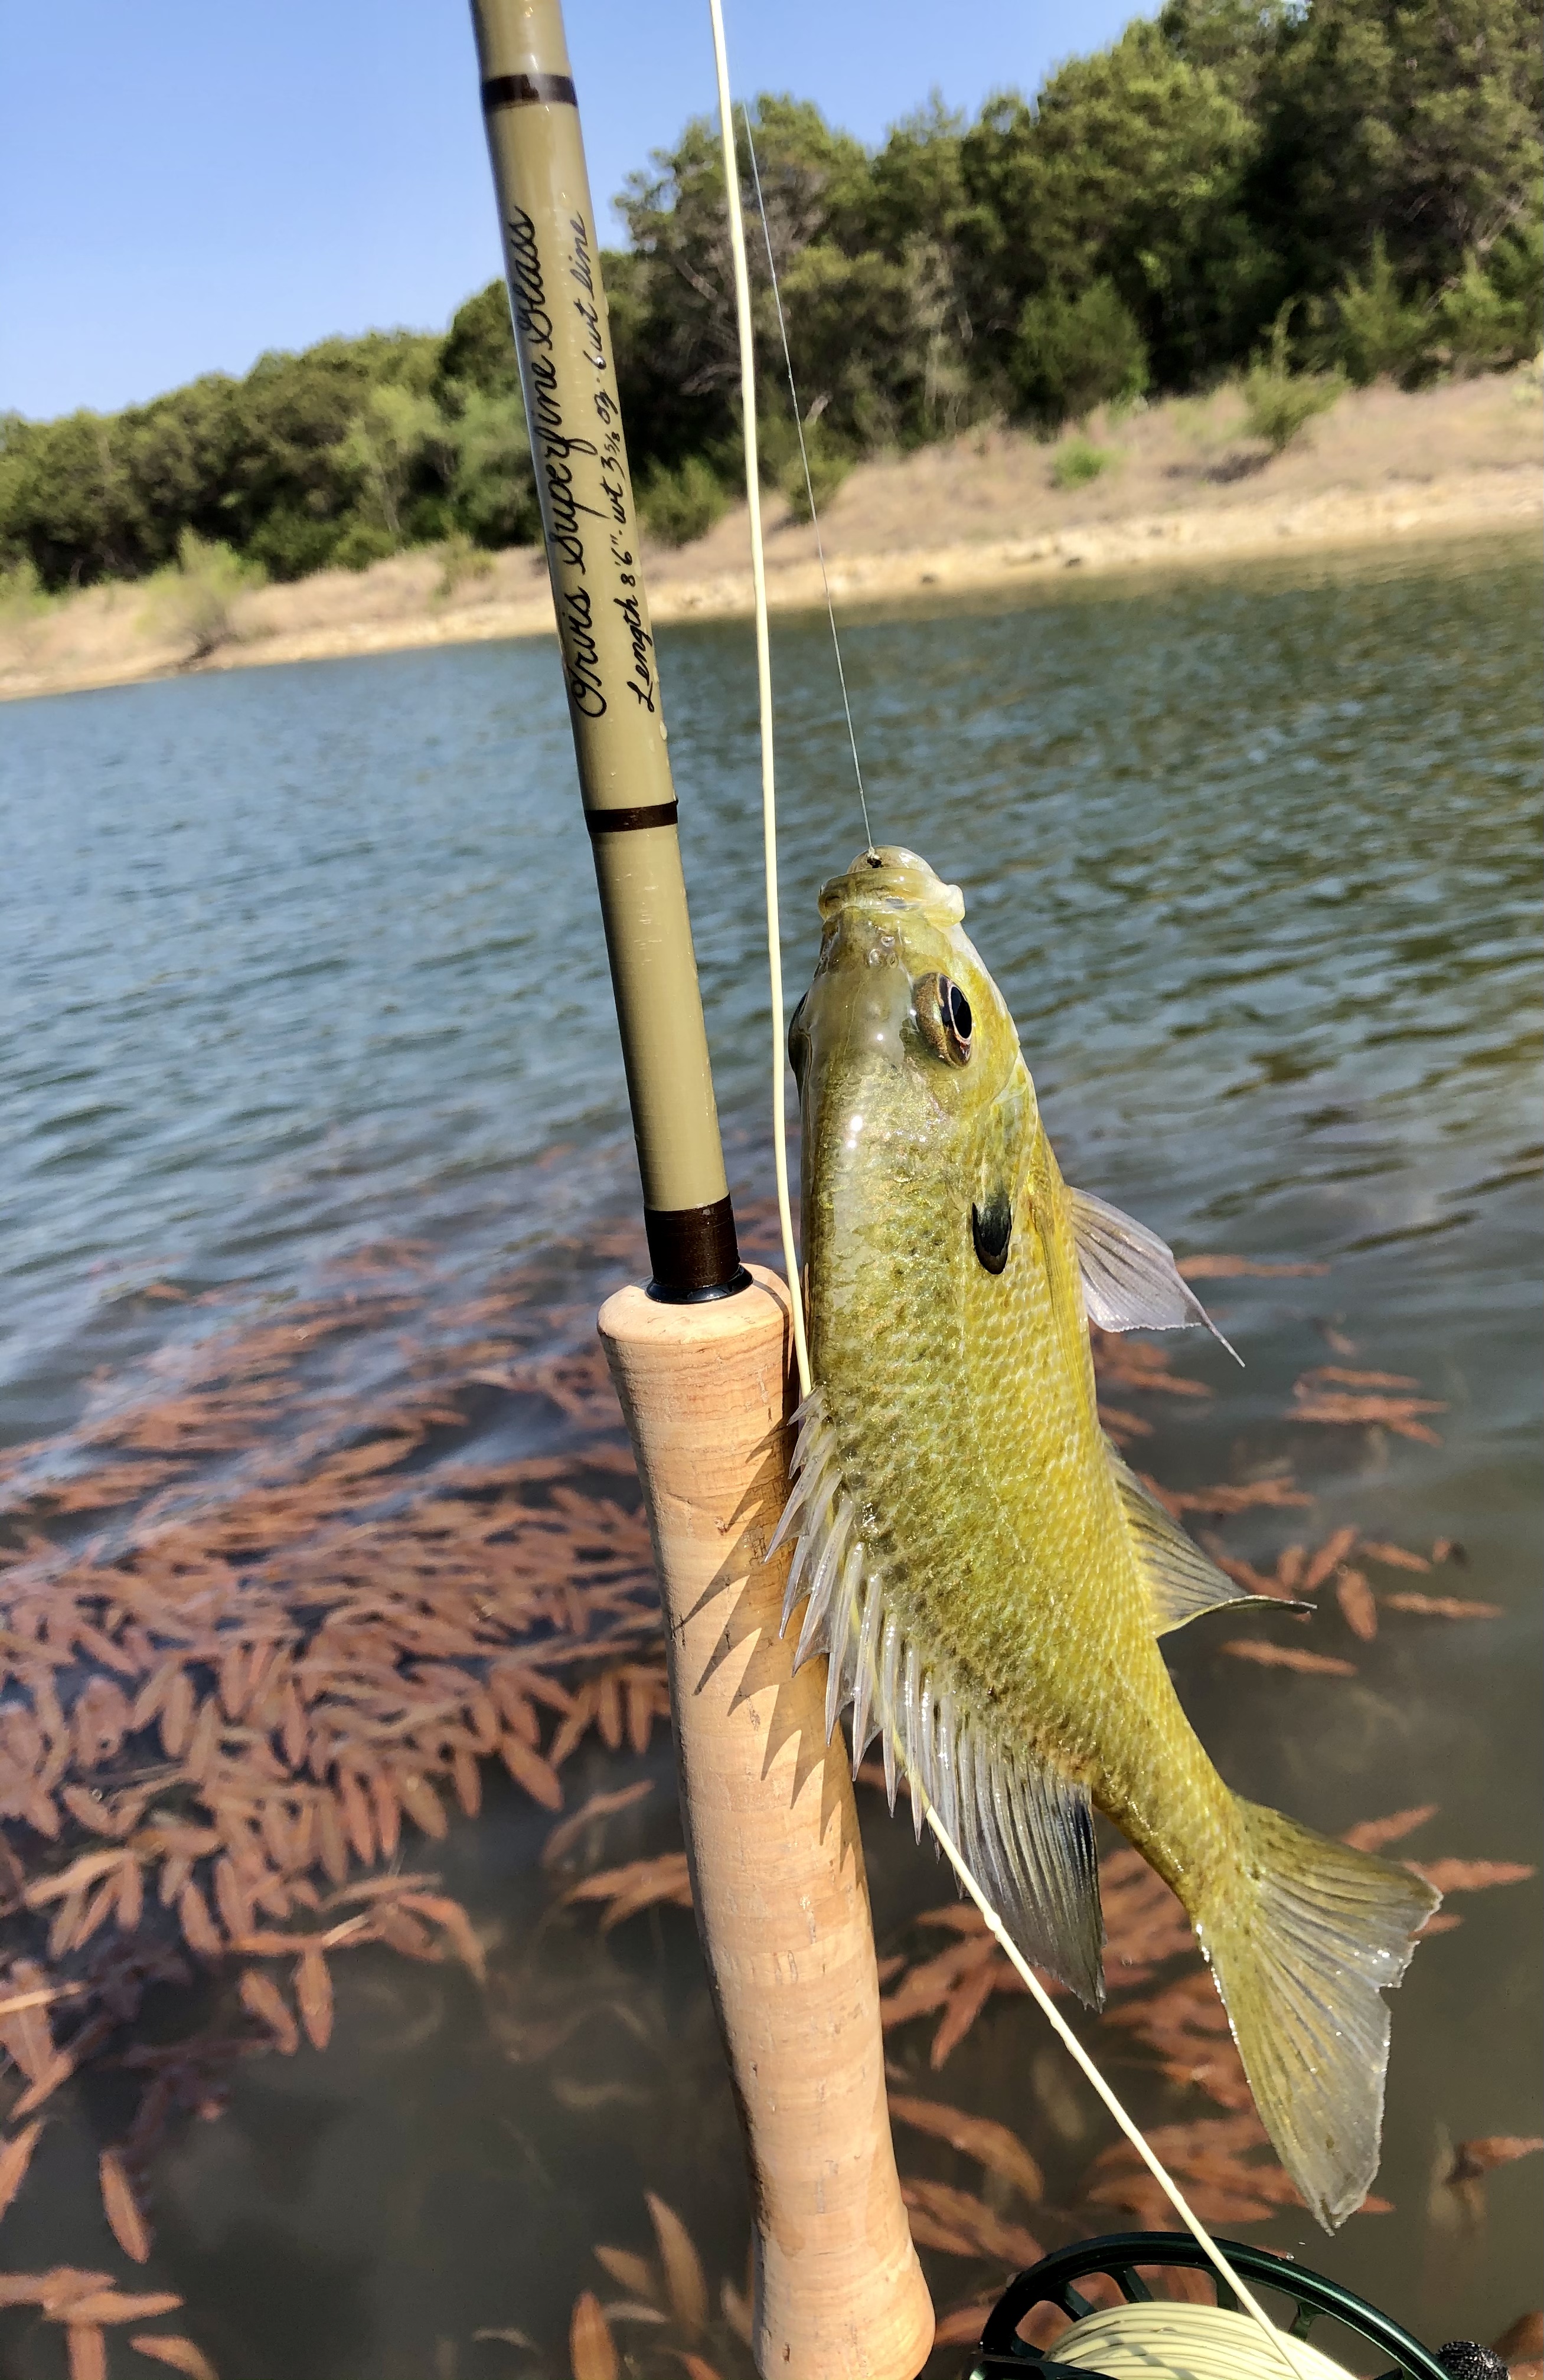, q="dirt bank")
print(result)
[4,369,1538,705]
